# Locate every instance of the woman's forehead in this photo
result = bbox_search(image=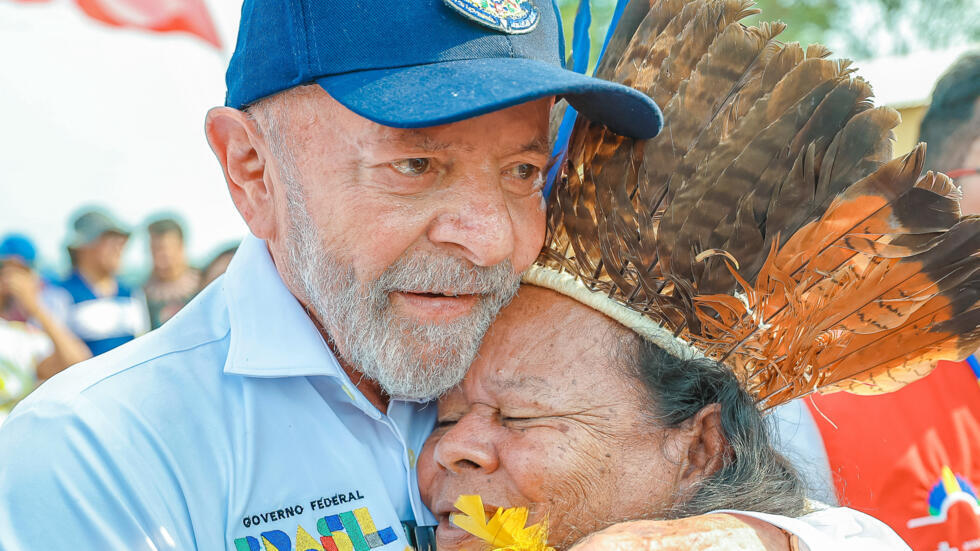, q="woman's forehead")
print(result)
[467,285,629,391]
